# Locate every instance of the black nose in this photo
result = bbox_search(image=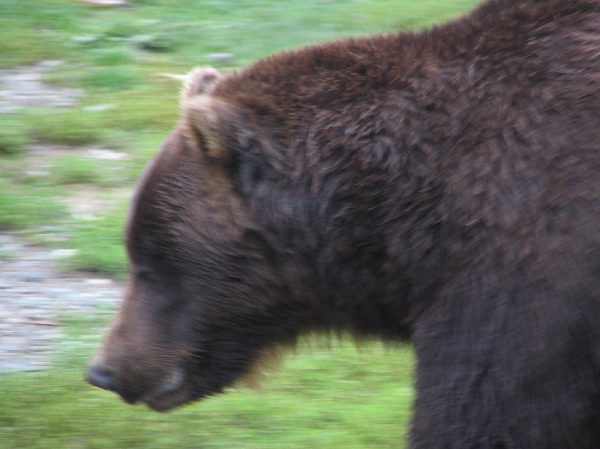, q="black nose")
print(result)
[86,365,117,391]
